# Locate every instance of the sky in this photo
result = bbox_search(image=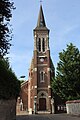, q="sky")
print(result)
[8,0,80,80]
